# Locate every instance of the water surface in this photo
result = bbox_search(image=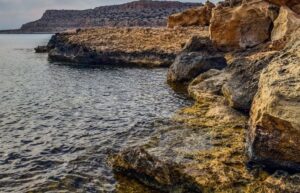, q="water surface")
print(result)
[0,35,191,192]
